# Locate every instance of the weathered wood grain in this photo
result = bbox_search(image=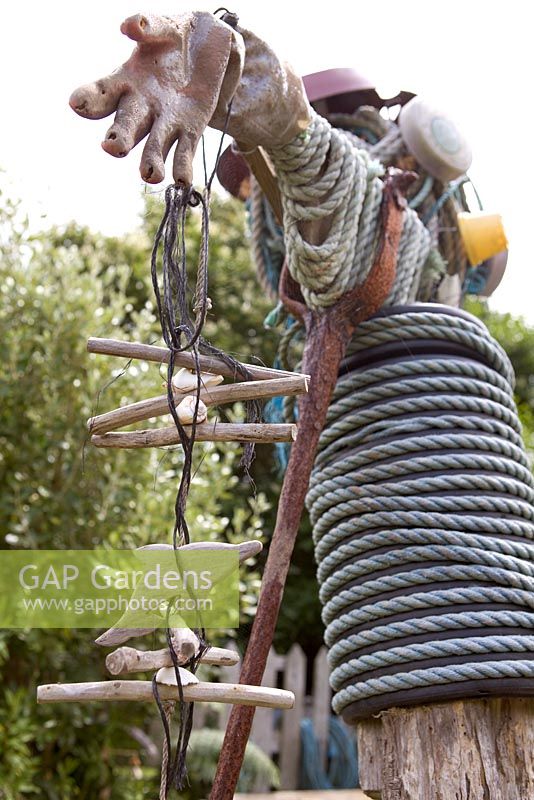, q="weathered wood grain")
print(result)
[87,337,306,381]
[235,792,369,799]
[357,698,534,800]
[279,643,306,789]
[91,422,297,448]
[88,375,308,435]
[37,680,294,709]
[105,644,239,675]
